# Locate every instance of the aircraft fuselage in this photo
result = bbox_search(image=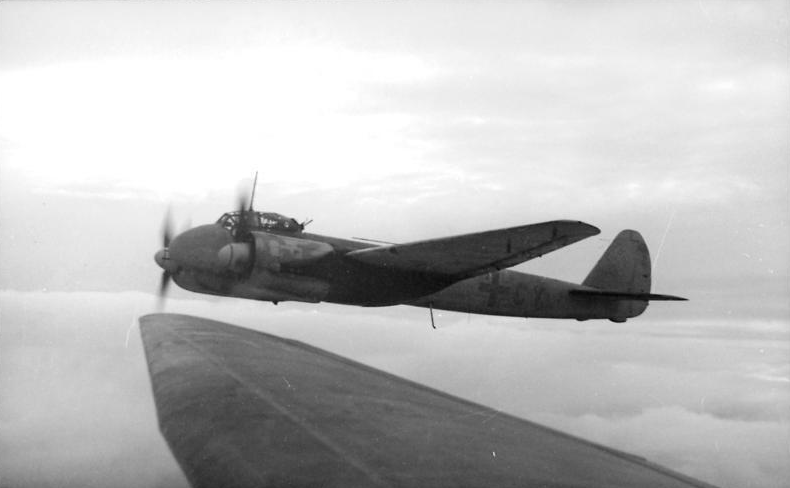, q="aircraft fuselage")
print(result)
[166,224,644,321]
